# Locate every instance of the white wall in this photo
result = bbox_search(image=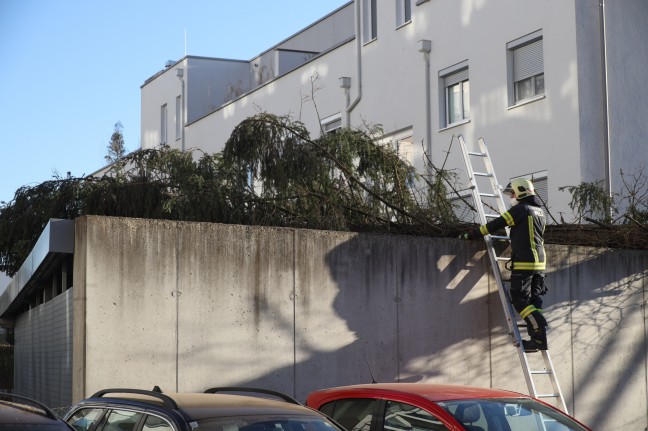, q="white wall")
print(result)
[140,0,647,221]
